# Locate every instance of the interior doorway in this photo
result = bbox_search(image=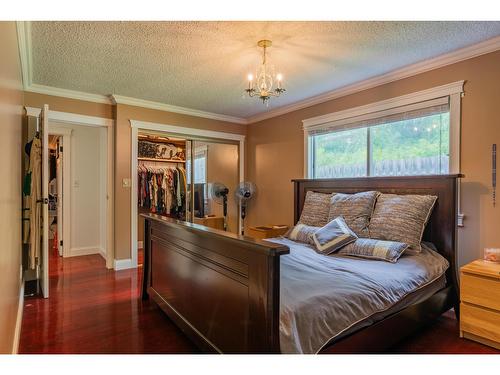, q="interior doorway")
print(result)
[49,123,109,261]
[48,135,63,258]
[131,121,245,269]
